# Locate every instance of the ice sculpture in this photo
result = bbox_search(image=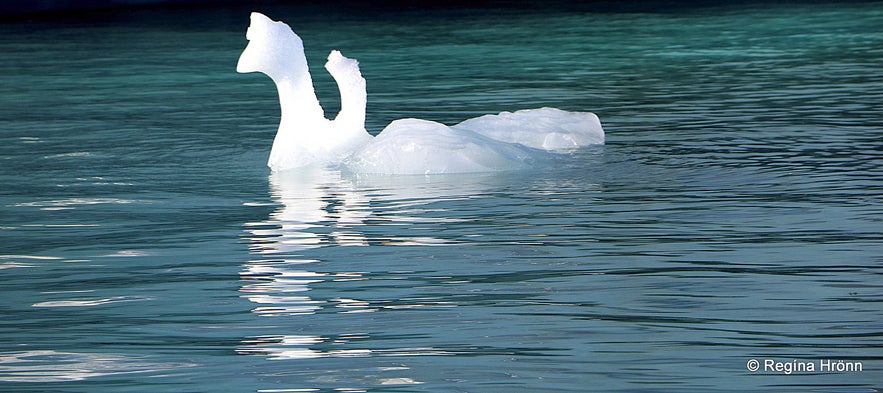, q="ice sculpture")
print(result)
[237,12,604,174]
[237,12,372,170]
